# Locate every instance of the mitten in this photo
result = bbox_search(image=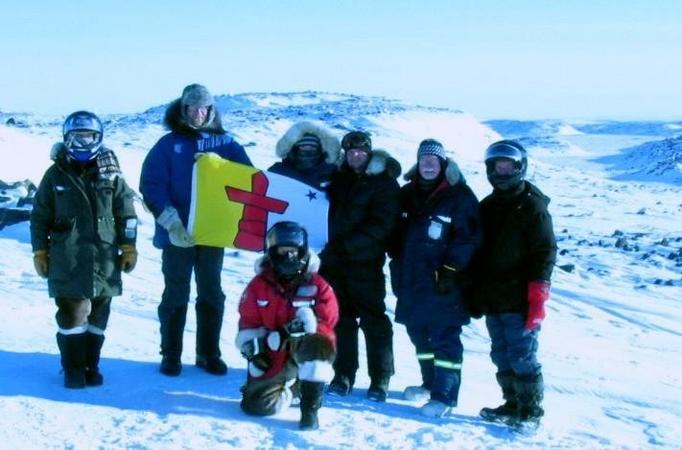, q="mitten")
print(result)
[157,207,195,248]
[526,280,551,331]
[33,250,49,278]
[119,245,138,273]
[194,151,220,161]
